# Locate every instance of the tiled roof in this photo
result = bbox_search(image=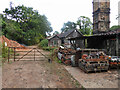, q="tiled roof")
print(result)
[58,29,74,38]
[47,34,60,40]
[58,29,83,38]
[47,29,83,40]
[68,28,120,40]
[92,28,120,36]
